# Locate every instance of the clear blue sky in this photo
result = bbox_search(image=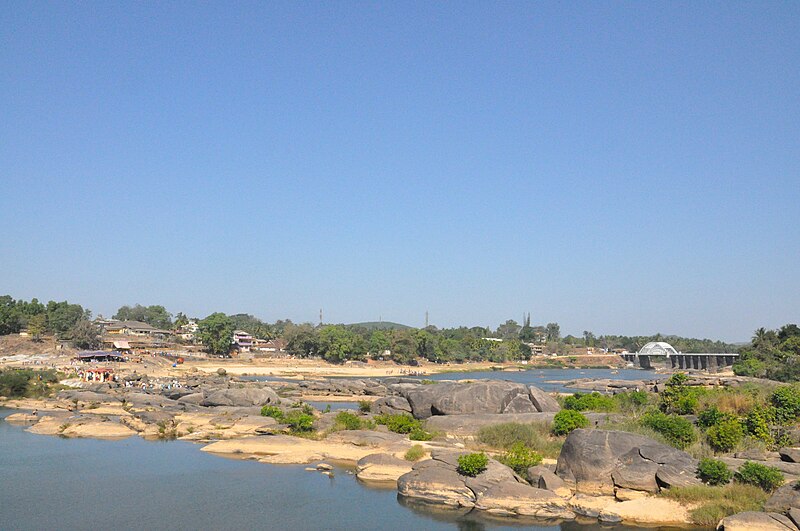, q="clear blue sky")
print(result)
[2,2,798,341]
